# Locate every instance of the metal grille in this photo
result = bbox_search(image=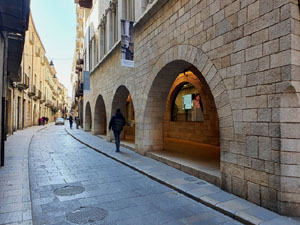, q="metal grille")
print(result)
[54,185,85,196]
[66,207,108,224]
